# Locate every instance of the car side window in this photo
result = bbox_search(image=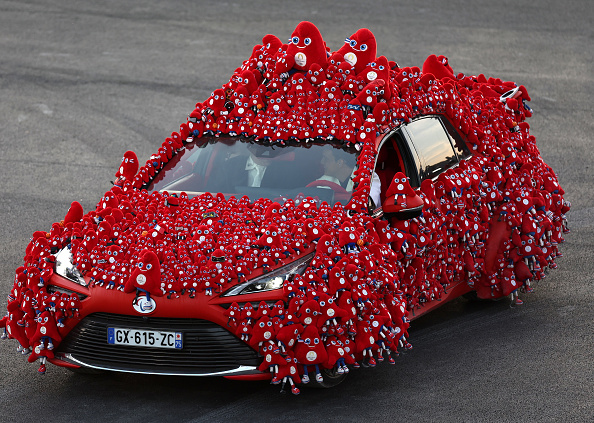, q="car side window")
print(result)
[391,132,420,188]
[441,117,472,160]
[374,130,421,206]
[404,117,458,181]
